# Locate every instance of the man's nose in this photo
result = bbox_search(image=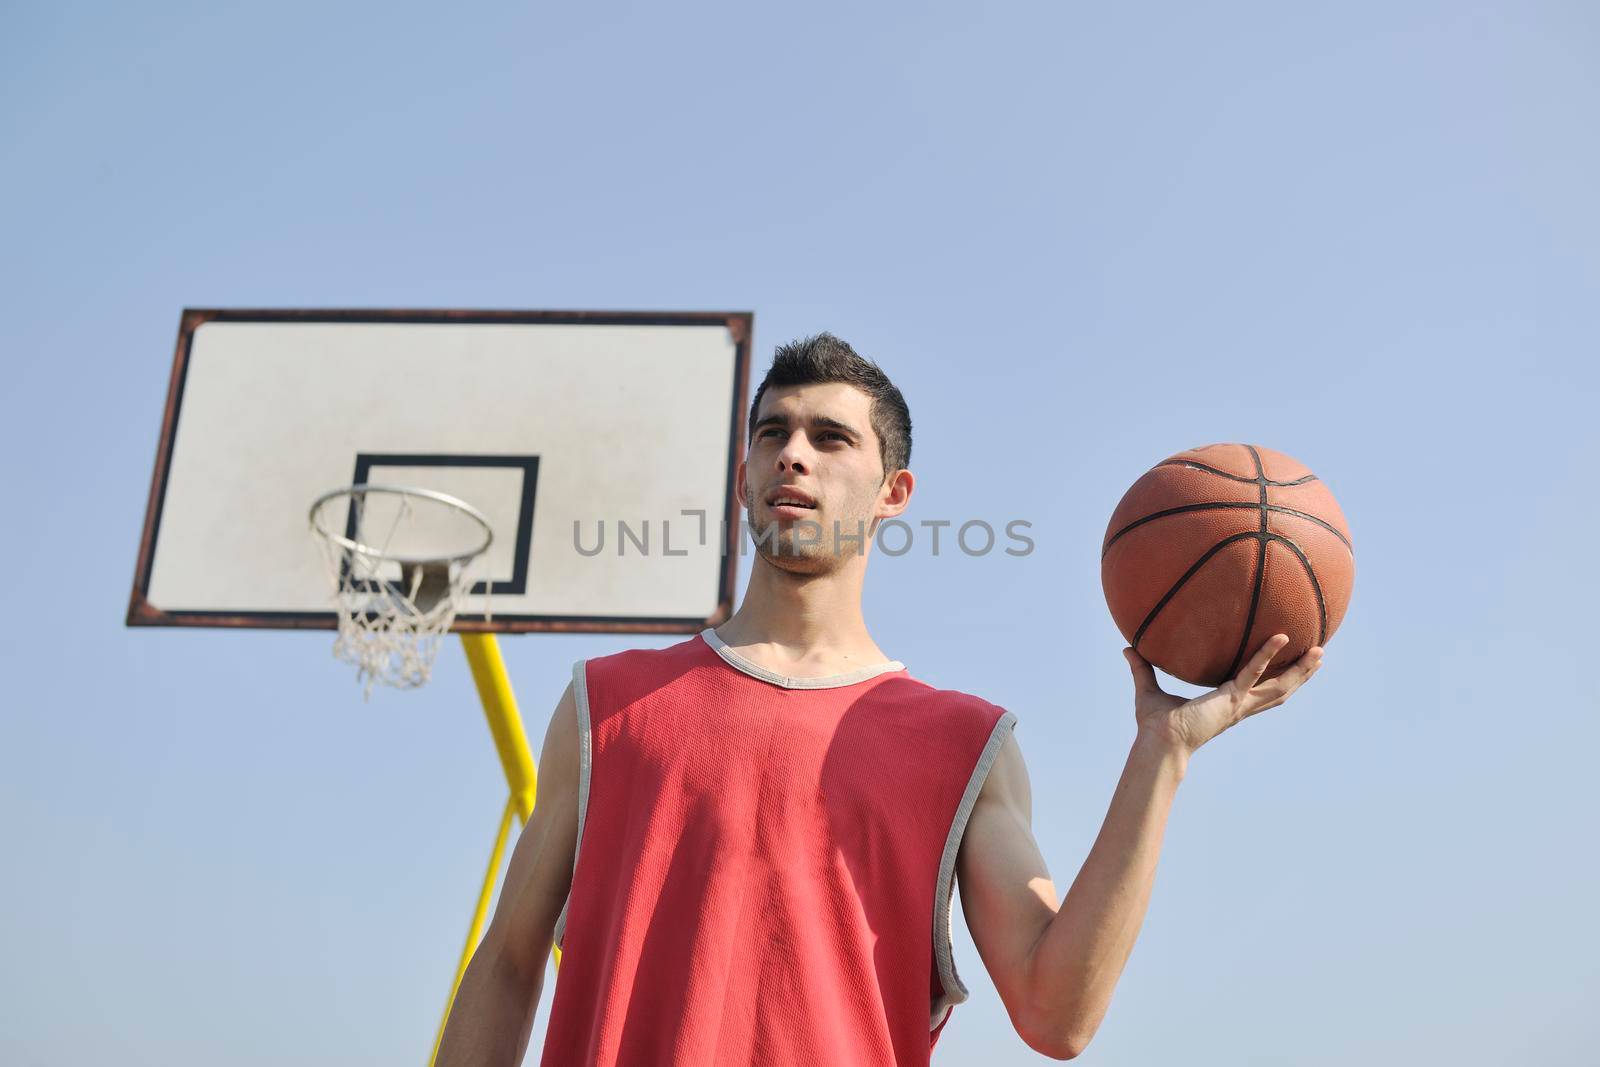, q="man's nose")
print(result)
[776,434,811,472]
